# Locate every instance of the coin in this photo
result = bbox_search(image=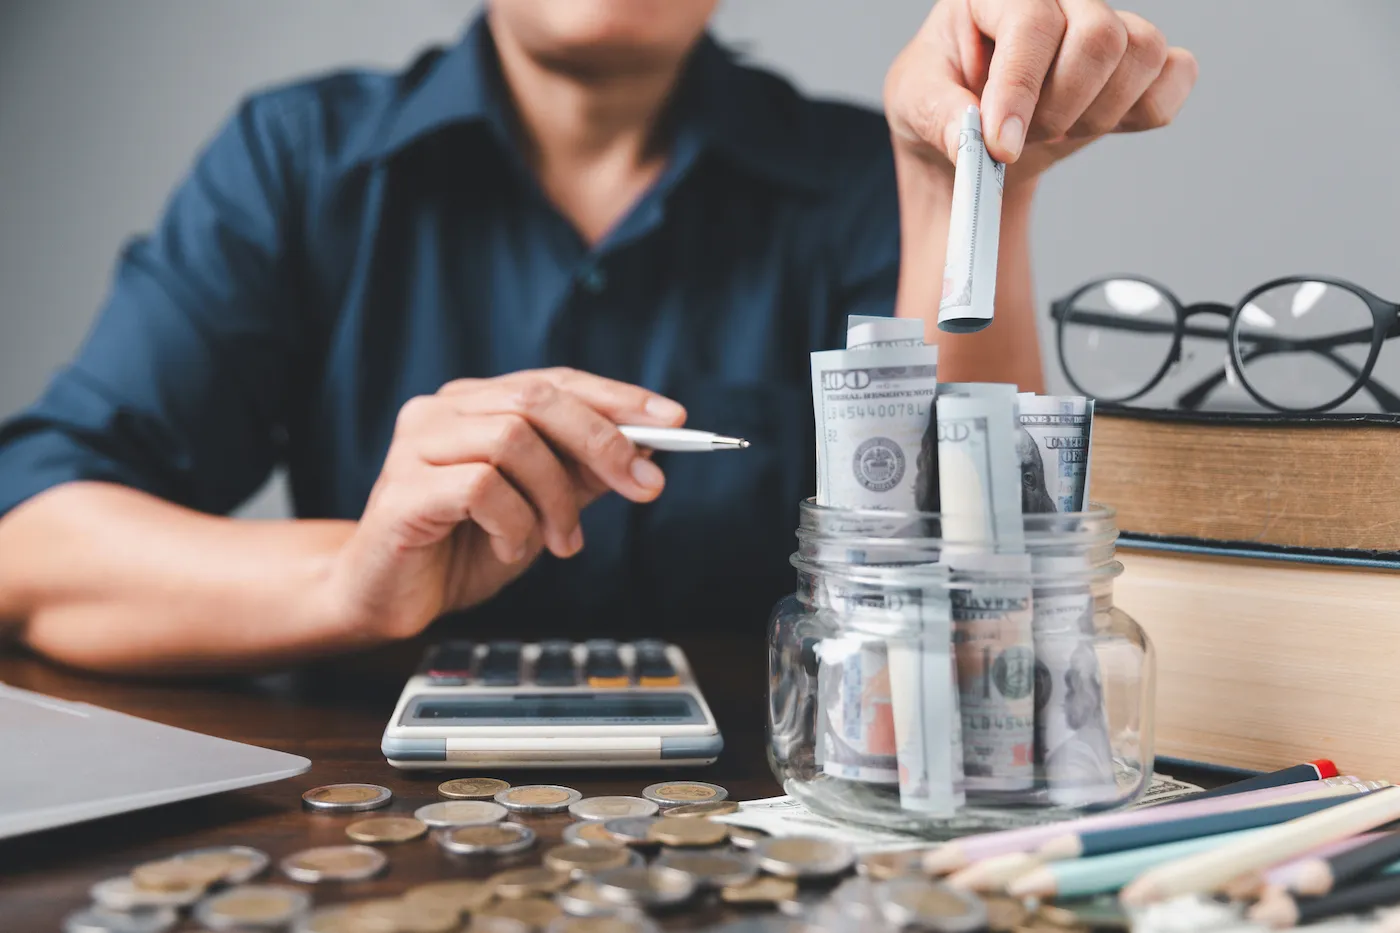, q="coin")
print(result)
[280,845,388,883]
[858,850,928,881]
[435,821,537,856]
[827,876,884,920]
[496,785,583,813]
[647,816,728,847]
[90,875,206,910]
[477,897,564,930]
[569,796,659,821]
[555,881,631,918]
[592,866,696,909]
[174,845,270,884]
[753,837,854,879]
[725,826,769,850]
[64,906,178,933]
[877,878,987,933]
[544,843,636,878]
[653,849,755,888]
[347,815,429,844]
[663,800,740,818]
[1031,903,1090,929]
[295,905,398,933]
[983,895,1031,932]
[416,800,510,827]
[563,821,626,848]
[302,783,394,812]
[640,782,727,807]
[130,857,225,893]
[196,884,314,930]
[440,777,512,799]
[547,916,659,933]
[347,898,461,933]
[601,816,657,846]
[492,866,572,899]
[403,879,496,915]
[719,876,797,907]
